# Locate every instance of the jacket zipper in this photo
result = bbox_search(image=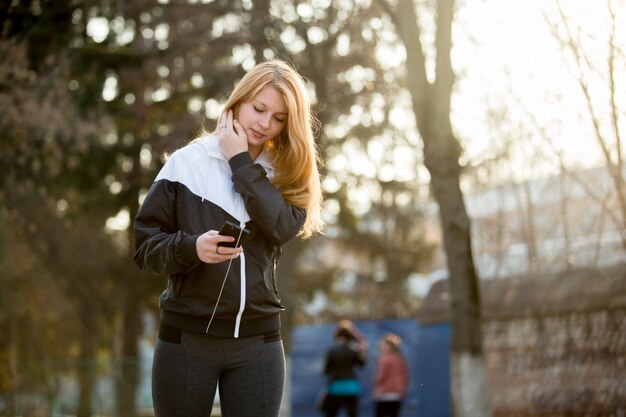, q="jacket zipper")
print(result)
[271,246,280,295]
